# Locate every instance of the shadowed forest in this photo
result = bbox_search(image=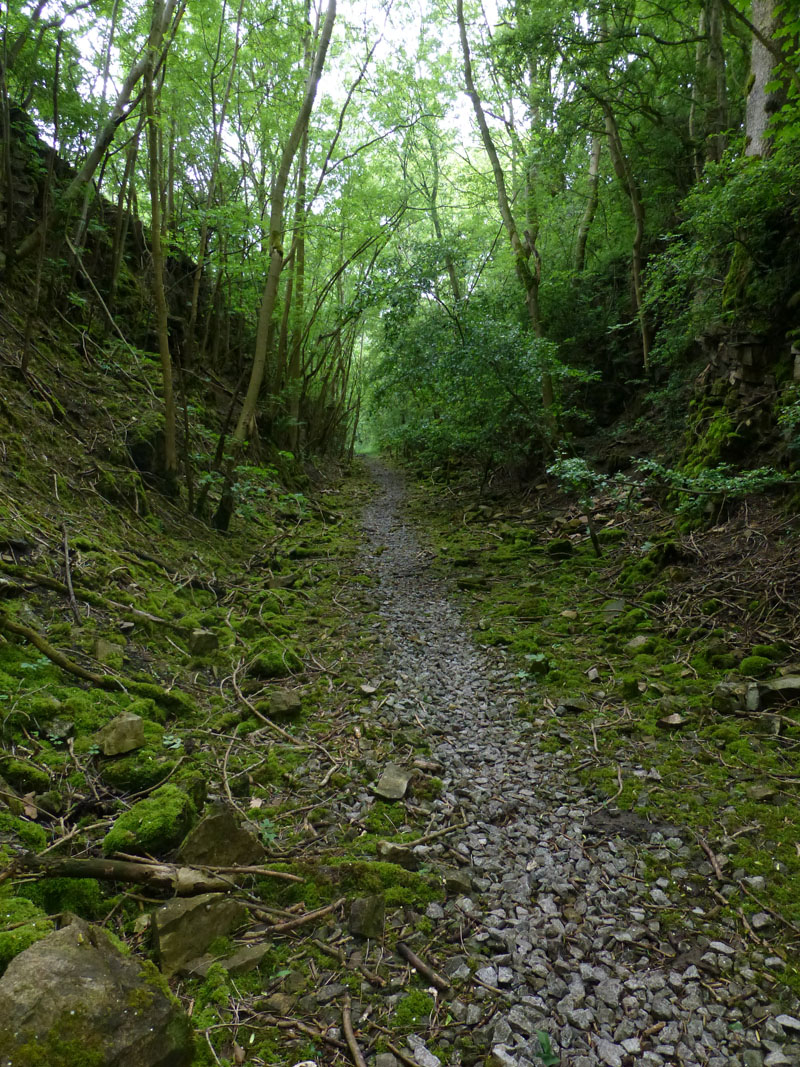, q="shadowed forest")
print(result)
[1,1,800,1065]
